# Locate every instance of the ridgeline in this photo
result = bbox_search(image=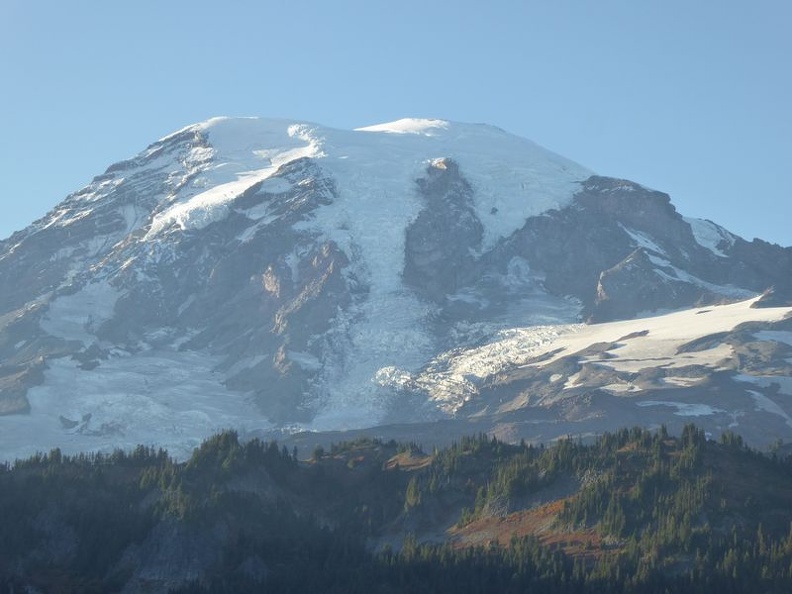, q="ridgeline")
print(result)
[2,425,792,593]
